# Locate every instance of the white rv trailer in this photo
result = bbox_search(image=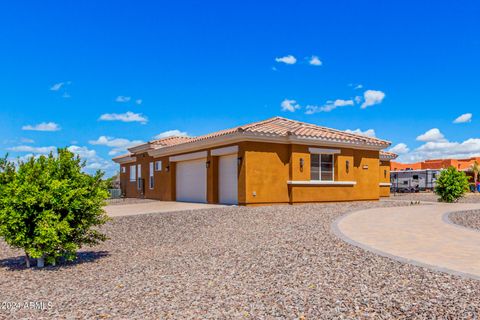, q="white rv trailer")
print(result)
[390,169,441,192]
